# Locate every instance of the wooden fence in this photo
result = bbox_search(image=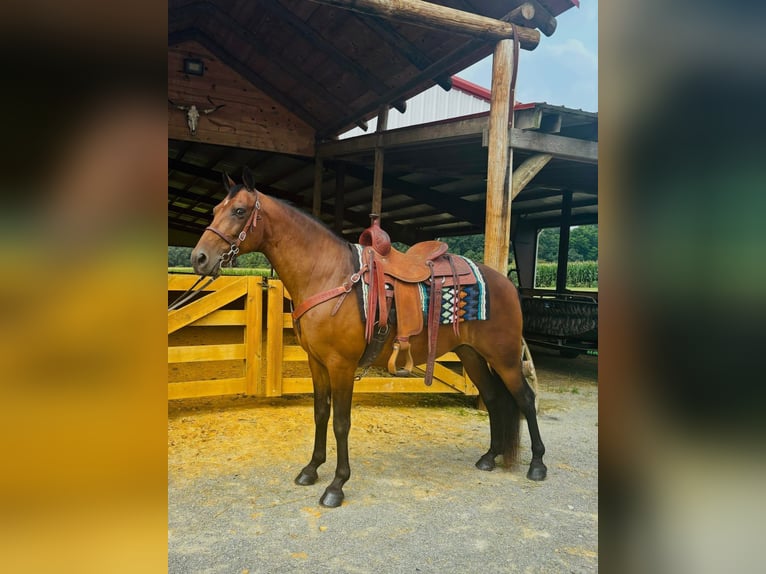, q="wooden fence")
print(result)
[168,275,477,400]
